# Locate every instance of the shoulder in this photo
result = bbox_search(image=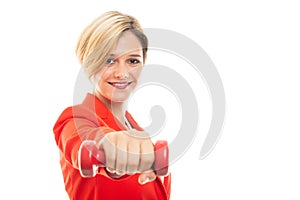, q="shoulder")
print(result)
[54,104,99,129]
